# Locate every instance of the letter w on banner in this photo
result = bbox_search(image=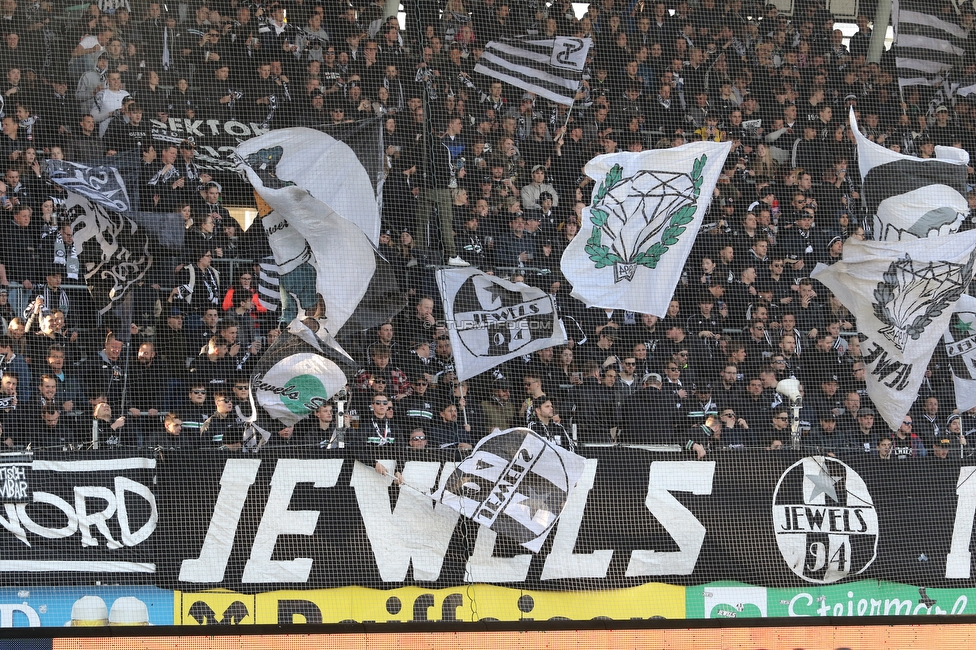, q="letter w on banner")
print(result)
[433,427,585,552]
[812,230,976,430]
[436,268,567,382]
[560,141,730,317]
